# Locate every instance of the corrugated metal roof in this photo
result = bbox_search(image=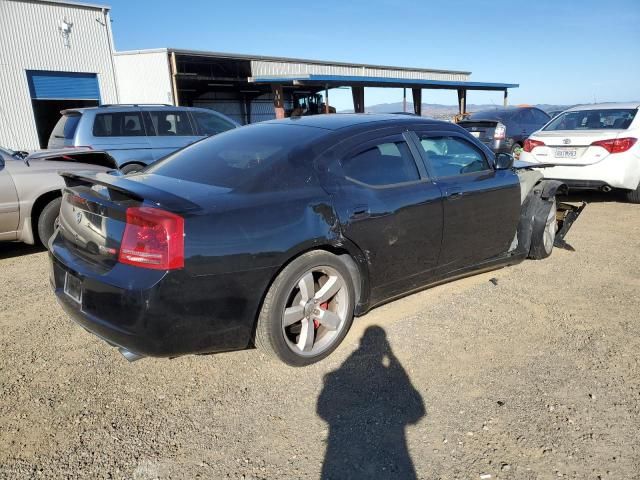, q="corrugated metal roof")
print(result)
[250,75,519,91]
[115,48,471,76]
[21,0,111,10]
